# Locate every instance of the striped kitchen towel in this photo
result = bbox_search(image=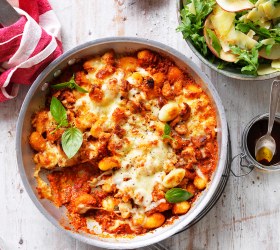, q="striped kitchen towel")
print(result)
[0,0,63,102]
